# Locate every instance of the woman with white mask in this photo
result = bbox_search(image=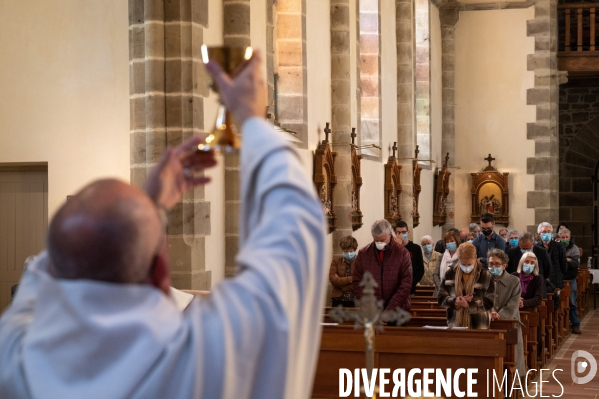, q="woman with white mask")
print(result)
[433,231,461,296]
